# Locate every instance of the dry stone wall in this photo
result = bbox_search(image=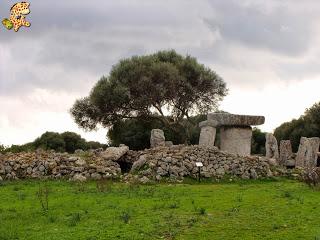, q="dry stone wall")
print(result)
[0,145,283,182]
[0,151,121,181]
[125,145,280,182]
